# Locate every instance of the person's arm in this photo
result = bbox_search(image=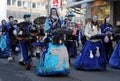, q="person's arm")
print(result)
[44,18,51,32]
